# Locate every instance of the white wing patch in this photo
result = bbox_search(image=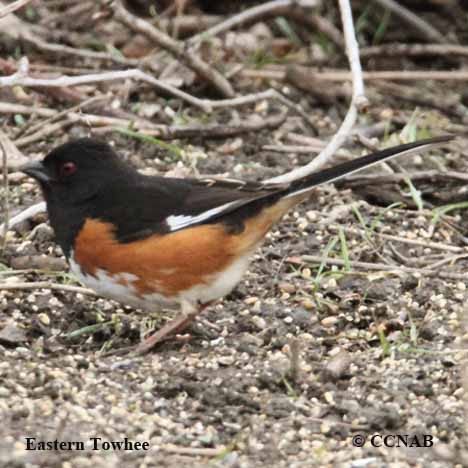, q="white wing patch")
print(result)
[165,199,244,231]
